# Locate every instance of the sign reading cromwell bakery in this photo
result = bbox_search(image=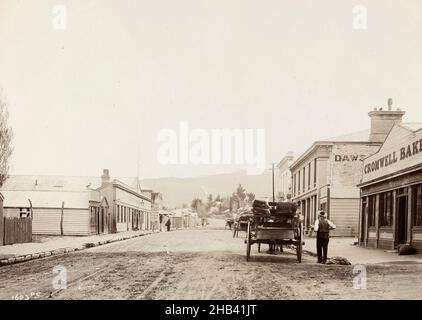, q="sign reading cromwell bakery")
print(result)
[362,126,422,183]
